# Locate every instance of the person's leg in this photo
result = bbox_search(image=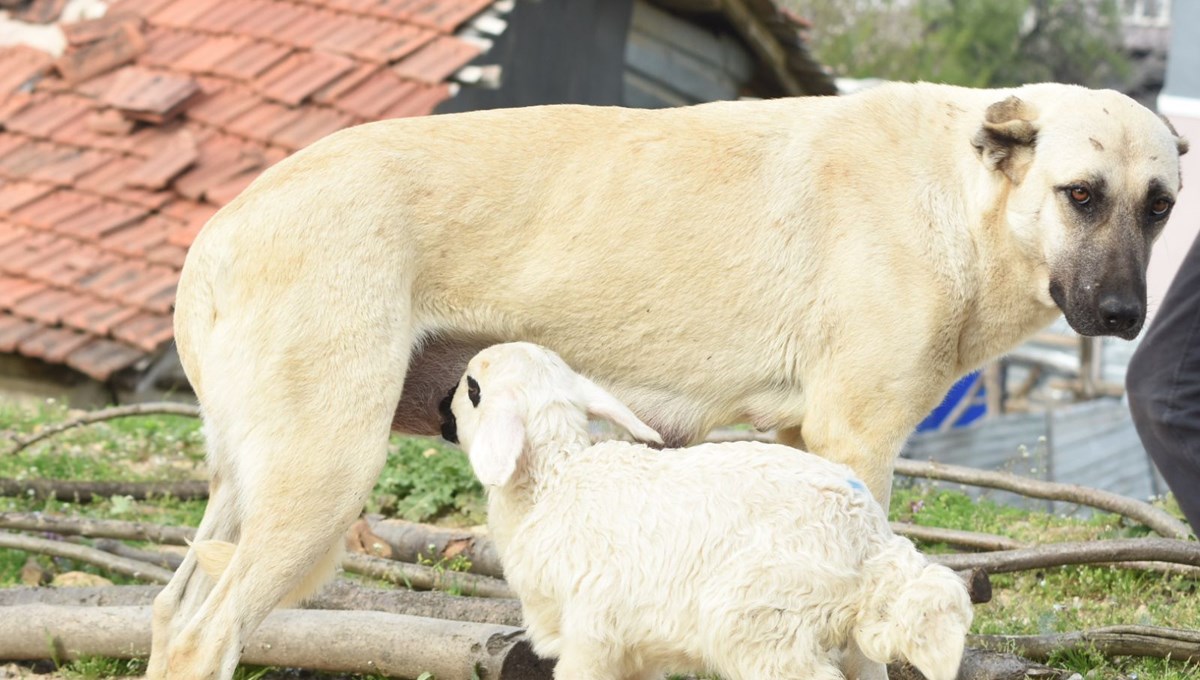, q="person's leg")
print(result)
[1127,229,1200,531]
